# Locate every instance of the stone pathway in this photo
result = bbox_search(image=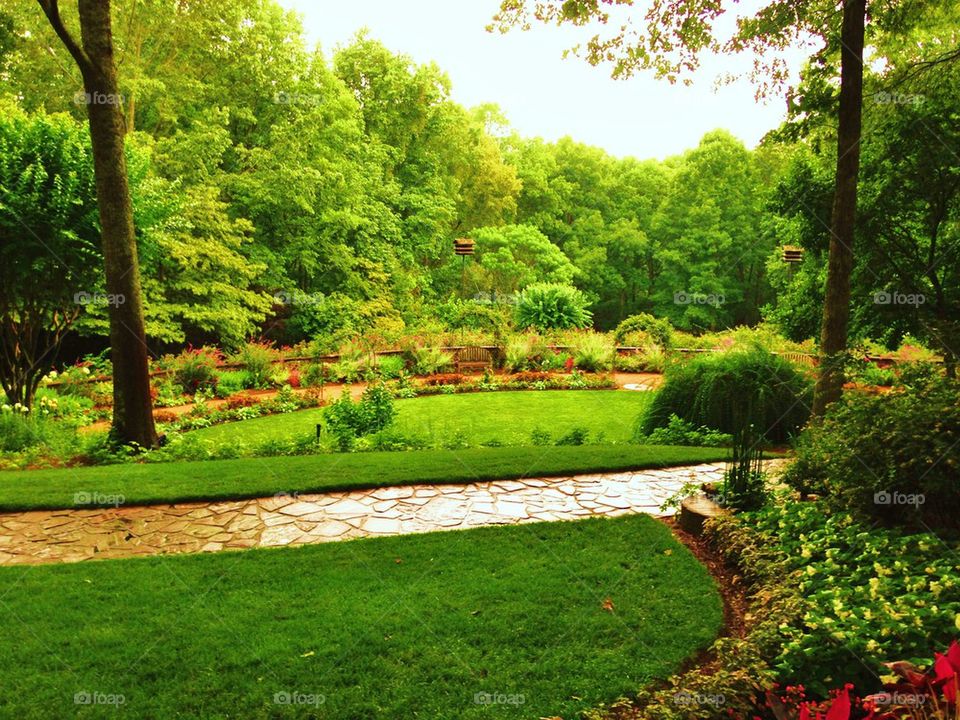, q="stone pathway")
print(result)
[0,463,731,567]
